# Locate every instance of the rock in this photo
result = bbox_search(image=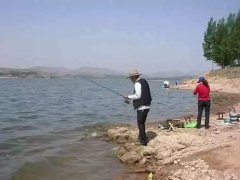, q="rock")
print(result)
[228,135,236,140]
[124,143,136,151]
[225,175,232,180]
[139,157,147,165]
[91,132,97,137]
[173,160,178,164]
[171,178,180,180]
[160,157,175,165]
[156,149,172,160]
[120,151,142,164]
[171,143,186,152]
[202,169,208,173]
[230,174,238,180]
[190,174,196,179]
[204,175,211,180]
[107,127,136,143]
[112,147,119,151]
[115,147,127,158]
[140,147,156,156]
[146,165,156,172]
[179,140,191,147]
[116,127,129,133]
